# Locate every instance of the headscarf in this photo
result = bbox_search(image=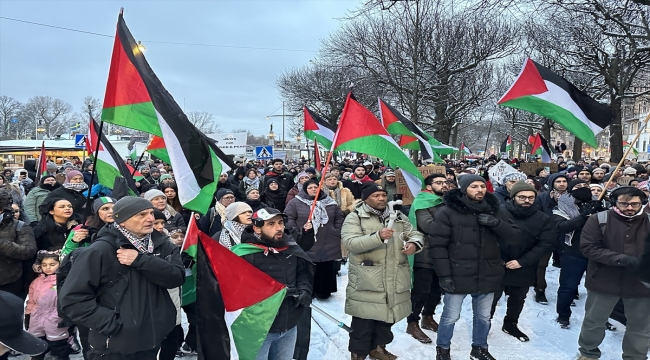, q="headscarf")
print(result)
[62,170,88,191]
[263,179,287,211]
[295,180,337,234]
